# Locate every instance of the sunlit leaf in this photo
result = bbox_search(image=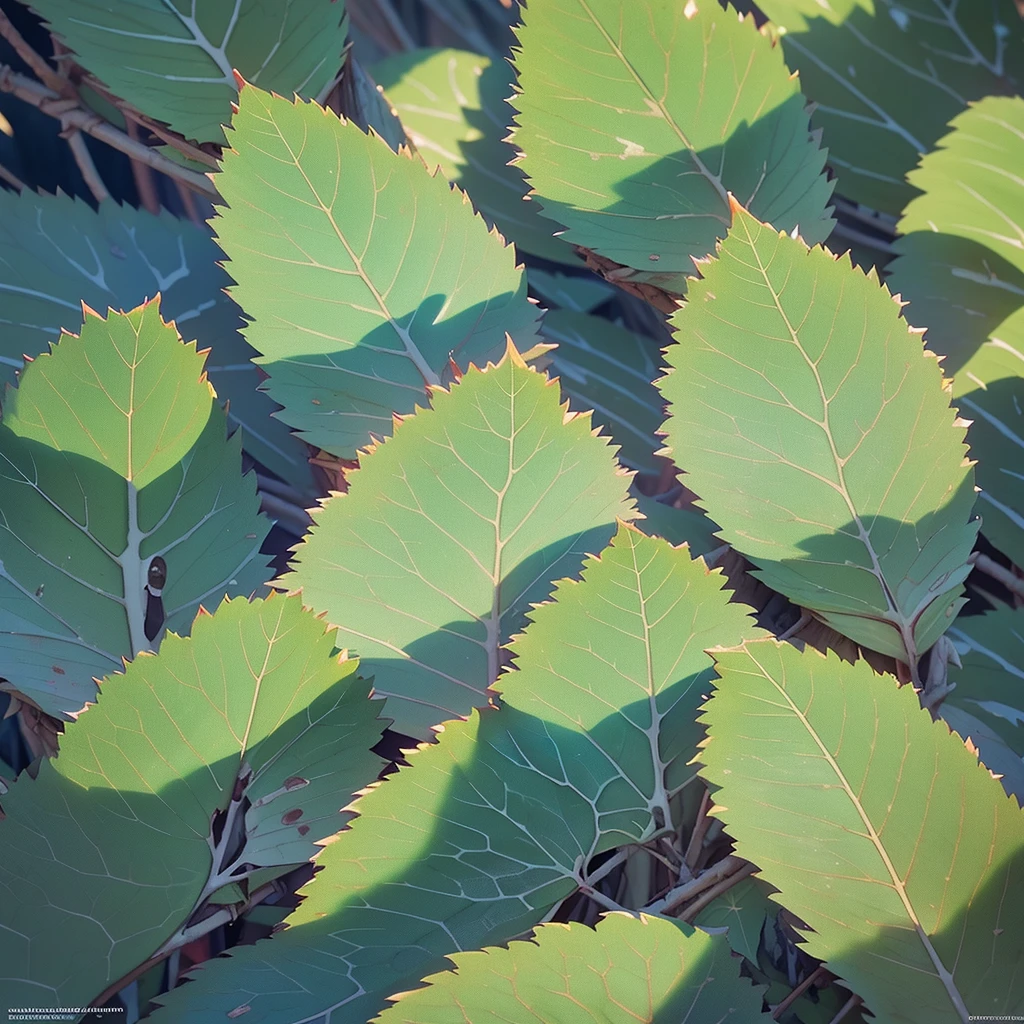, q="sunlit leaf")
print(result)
[0,189,312,491]
[757,0,1024,215]
[889,96,1024,566]
[509,0,834,292]
[372,913,766,1023]
[0,301,271,719]
[279,346,634,738]
[0,594,385,1006]
[213,84,542,459]
[372,47,579,265]
[658,204,978,667]
[28,0,349,144]
[150,525,760,1023]
[700,639,1024,1023]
